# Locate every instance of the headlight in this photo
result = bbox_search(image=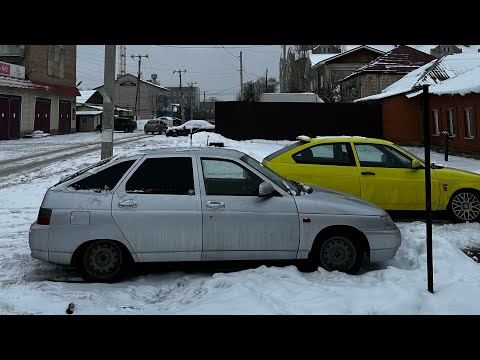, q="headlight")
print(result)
[381,215,397,230]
